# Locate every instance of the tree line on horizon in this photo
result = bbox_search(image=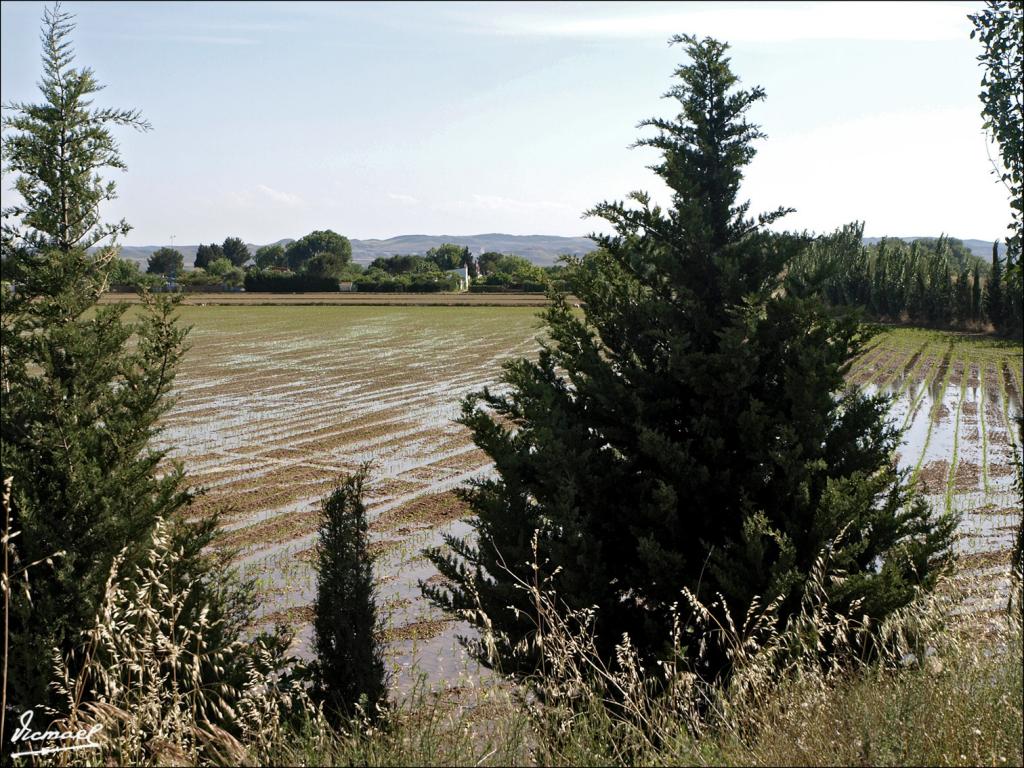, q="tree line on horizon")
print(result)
[104,225,1024,320]
[103,232,569,293]
[789,224,1023,338]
